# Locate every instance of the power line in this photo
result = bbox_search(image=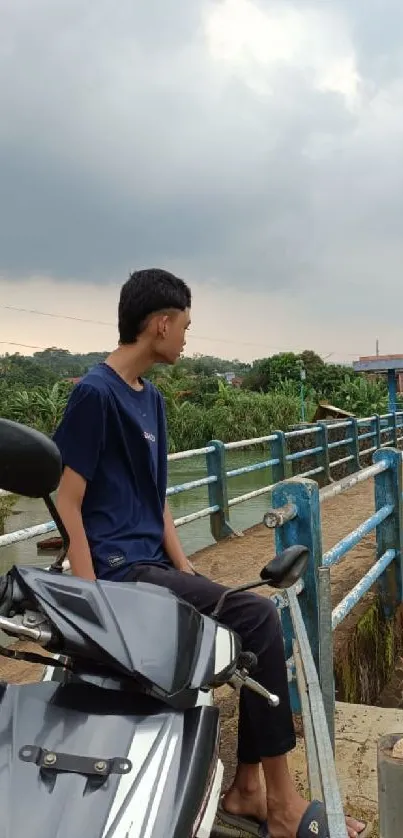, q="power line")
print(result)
[0,304,358,357]
[2,305,114,327]
[0,340,50,350]
[0,305,293,349]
